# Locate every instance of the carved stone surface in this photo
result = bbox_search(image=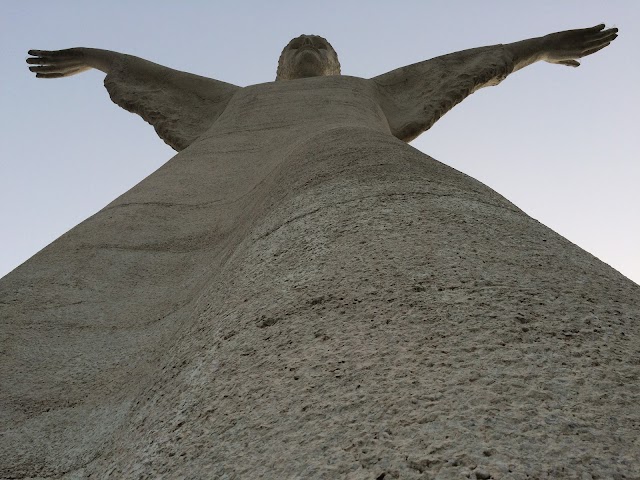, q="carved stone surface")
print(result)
[2,27,636,478]
[2,74,638,479]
